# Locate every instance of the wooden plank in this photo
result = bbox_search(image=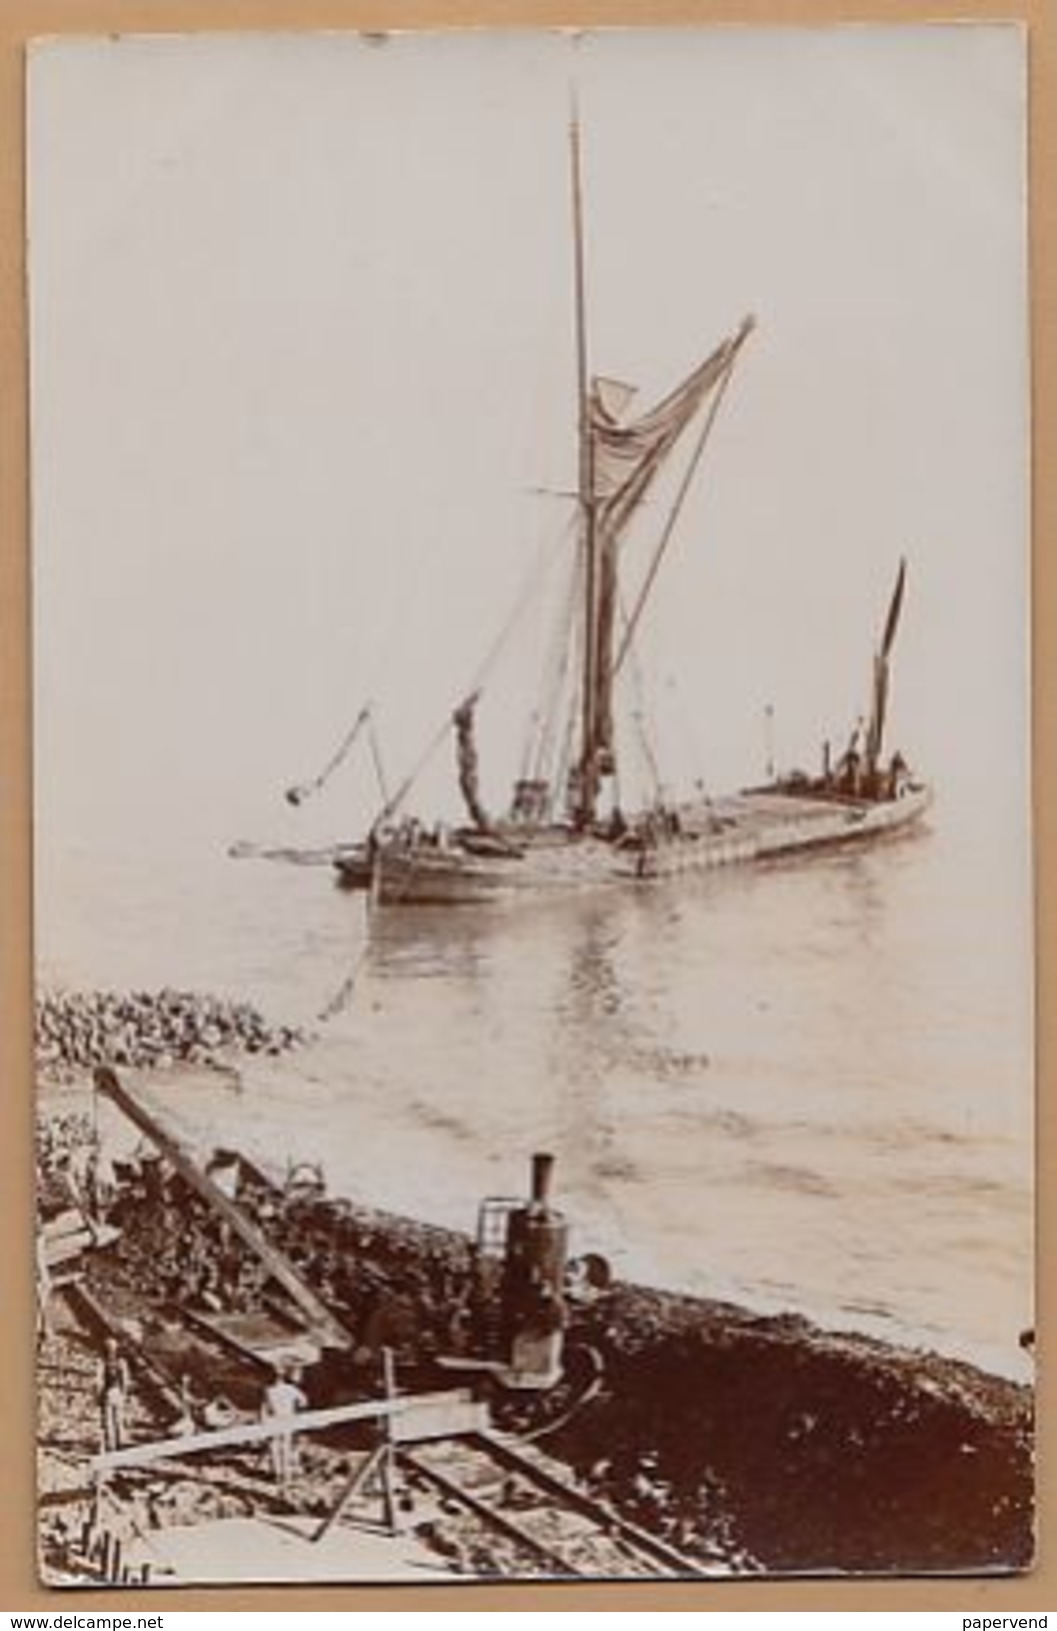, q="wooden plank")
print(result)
[182,1307,321,1371]
[39,1487,97,1509]
[311,1445,386,1543]
[378,1346,397,1534]
[91,1387,478,1474]
[67,1281,185,1416]
[42,1229,93,1267]
[94,1067,349,1351]
[41,1207,88,1239]
[391,1397,489,1444]
[41,1210,120,1267]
